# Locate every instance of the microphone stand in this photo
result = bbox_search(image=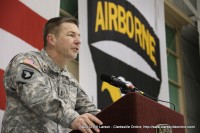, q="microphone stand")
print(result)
[119,87,176,111]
